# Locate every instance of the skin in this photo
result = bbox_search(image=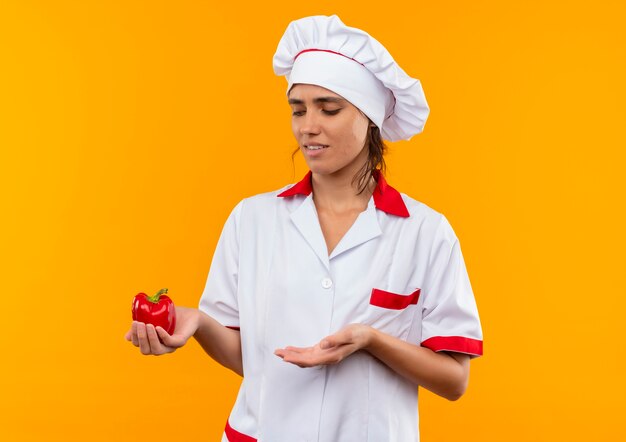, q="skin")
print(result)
[124,307,243,376]
[287,83,376,253]
[125,83,470,401]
